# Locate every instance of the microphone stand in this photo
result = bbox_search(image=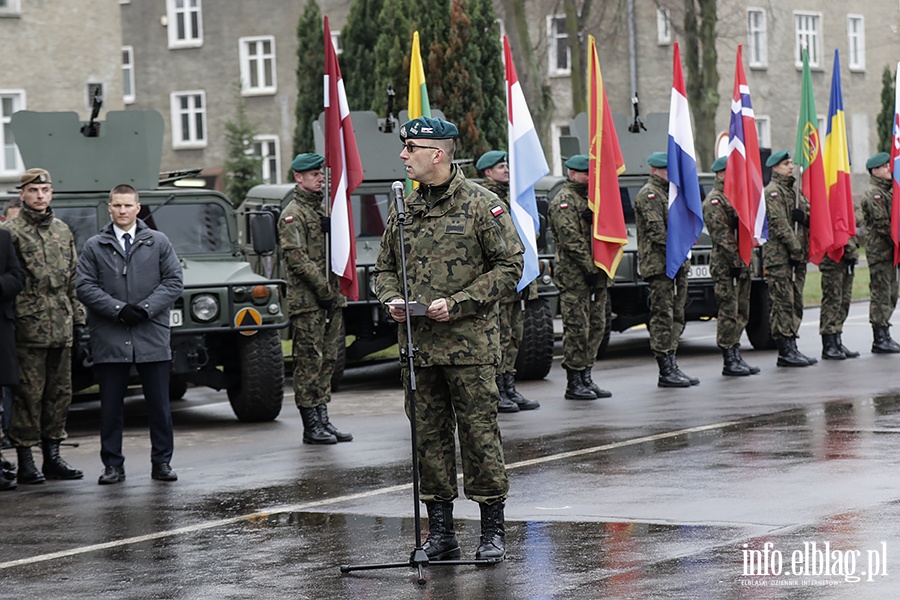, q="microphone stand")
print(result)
[340,184,500,584]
